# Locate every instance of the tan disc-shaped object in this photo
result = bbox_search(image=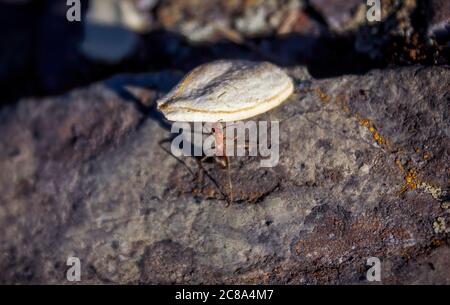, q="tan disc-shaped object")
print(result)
[157,60,294,122]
